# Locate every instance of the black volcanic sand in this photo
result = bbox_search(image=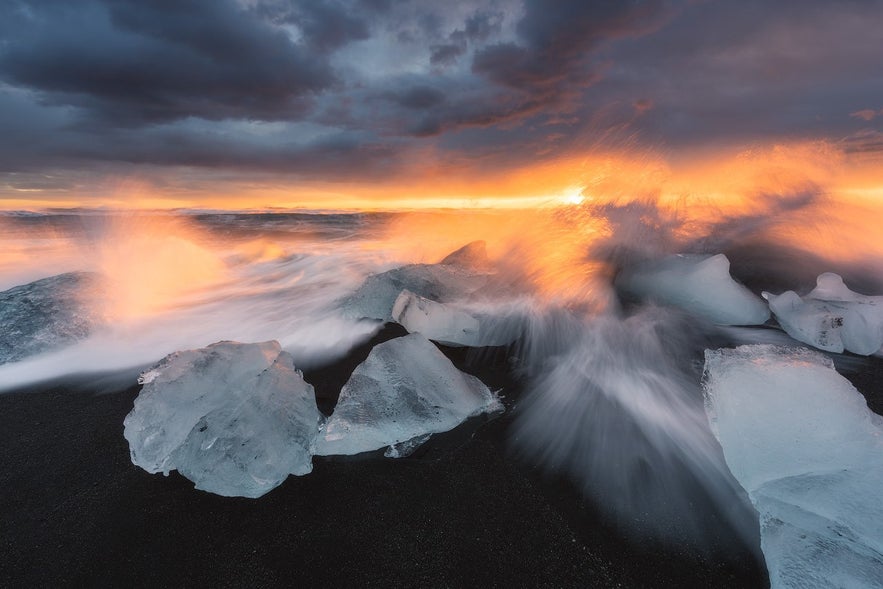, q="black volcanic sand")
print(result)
[3,326,881,588]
